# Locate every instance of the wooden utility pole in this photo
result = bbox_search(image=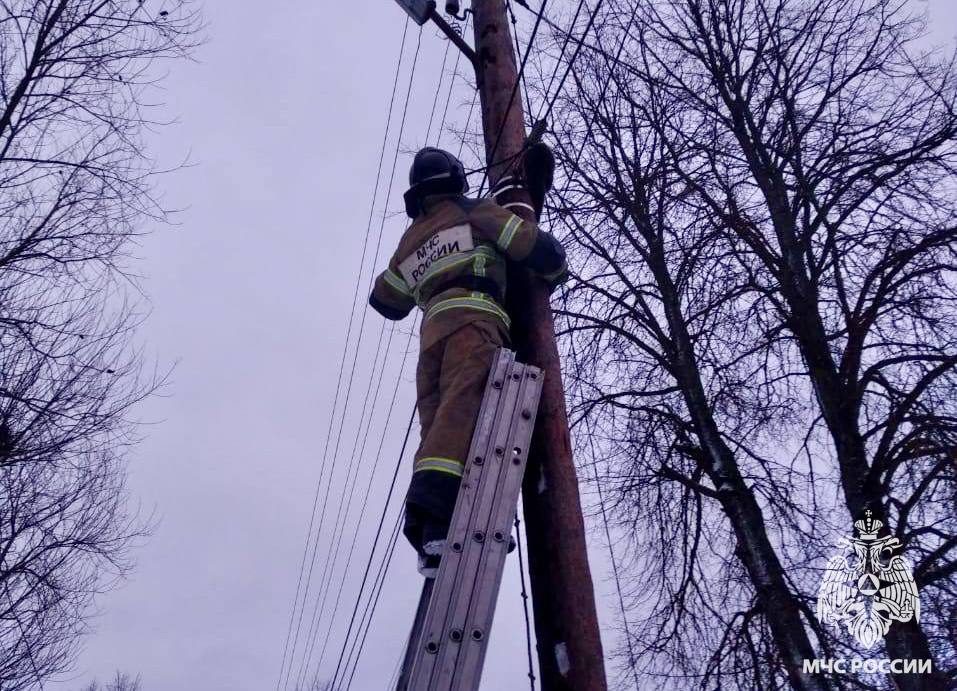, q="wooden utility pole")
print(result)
[469,2,608,689]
